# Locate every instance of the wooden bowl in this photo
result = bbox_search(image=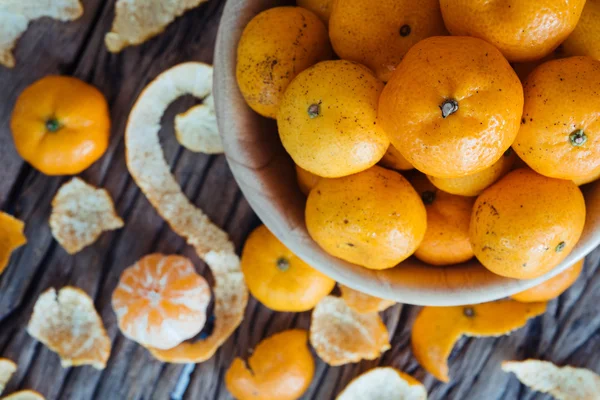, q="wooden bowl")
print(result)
[214,0,600,306]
